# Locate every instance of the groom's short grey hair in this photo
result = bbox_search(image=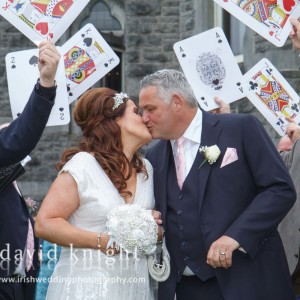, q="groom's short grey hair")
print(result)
[140,69,198,108]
